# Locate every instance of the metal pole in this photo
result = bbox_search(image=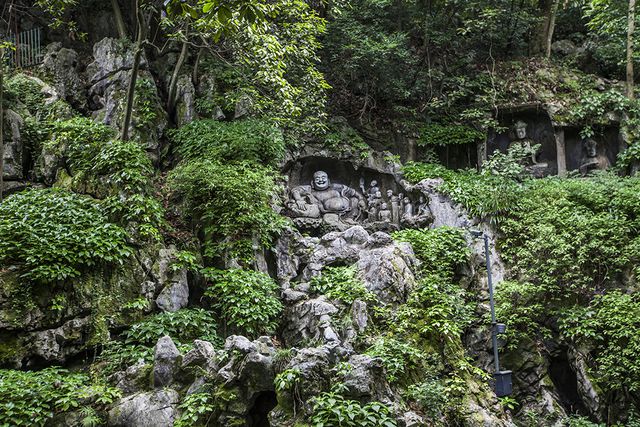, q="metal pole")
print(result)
[484,234,500,373]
